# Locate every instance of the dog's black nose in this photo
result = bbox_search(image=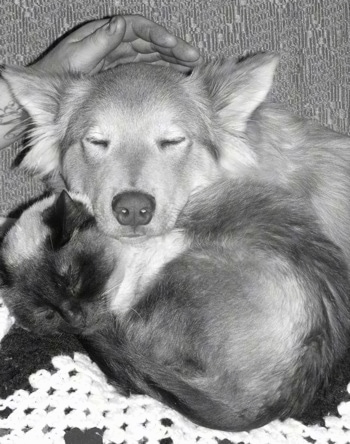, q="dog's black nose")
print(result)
[112,192,156,227]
